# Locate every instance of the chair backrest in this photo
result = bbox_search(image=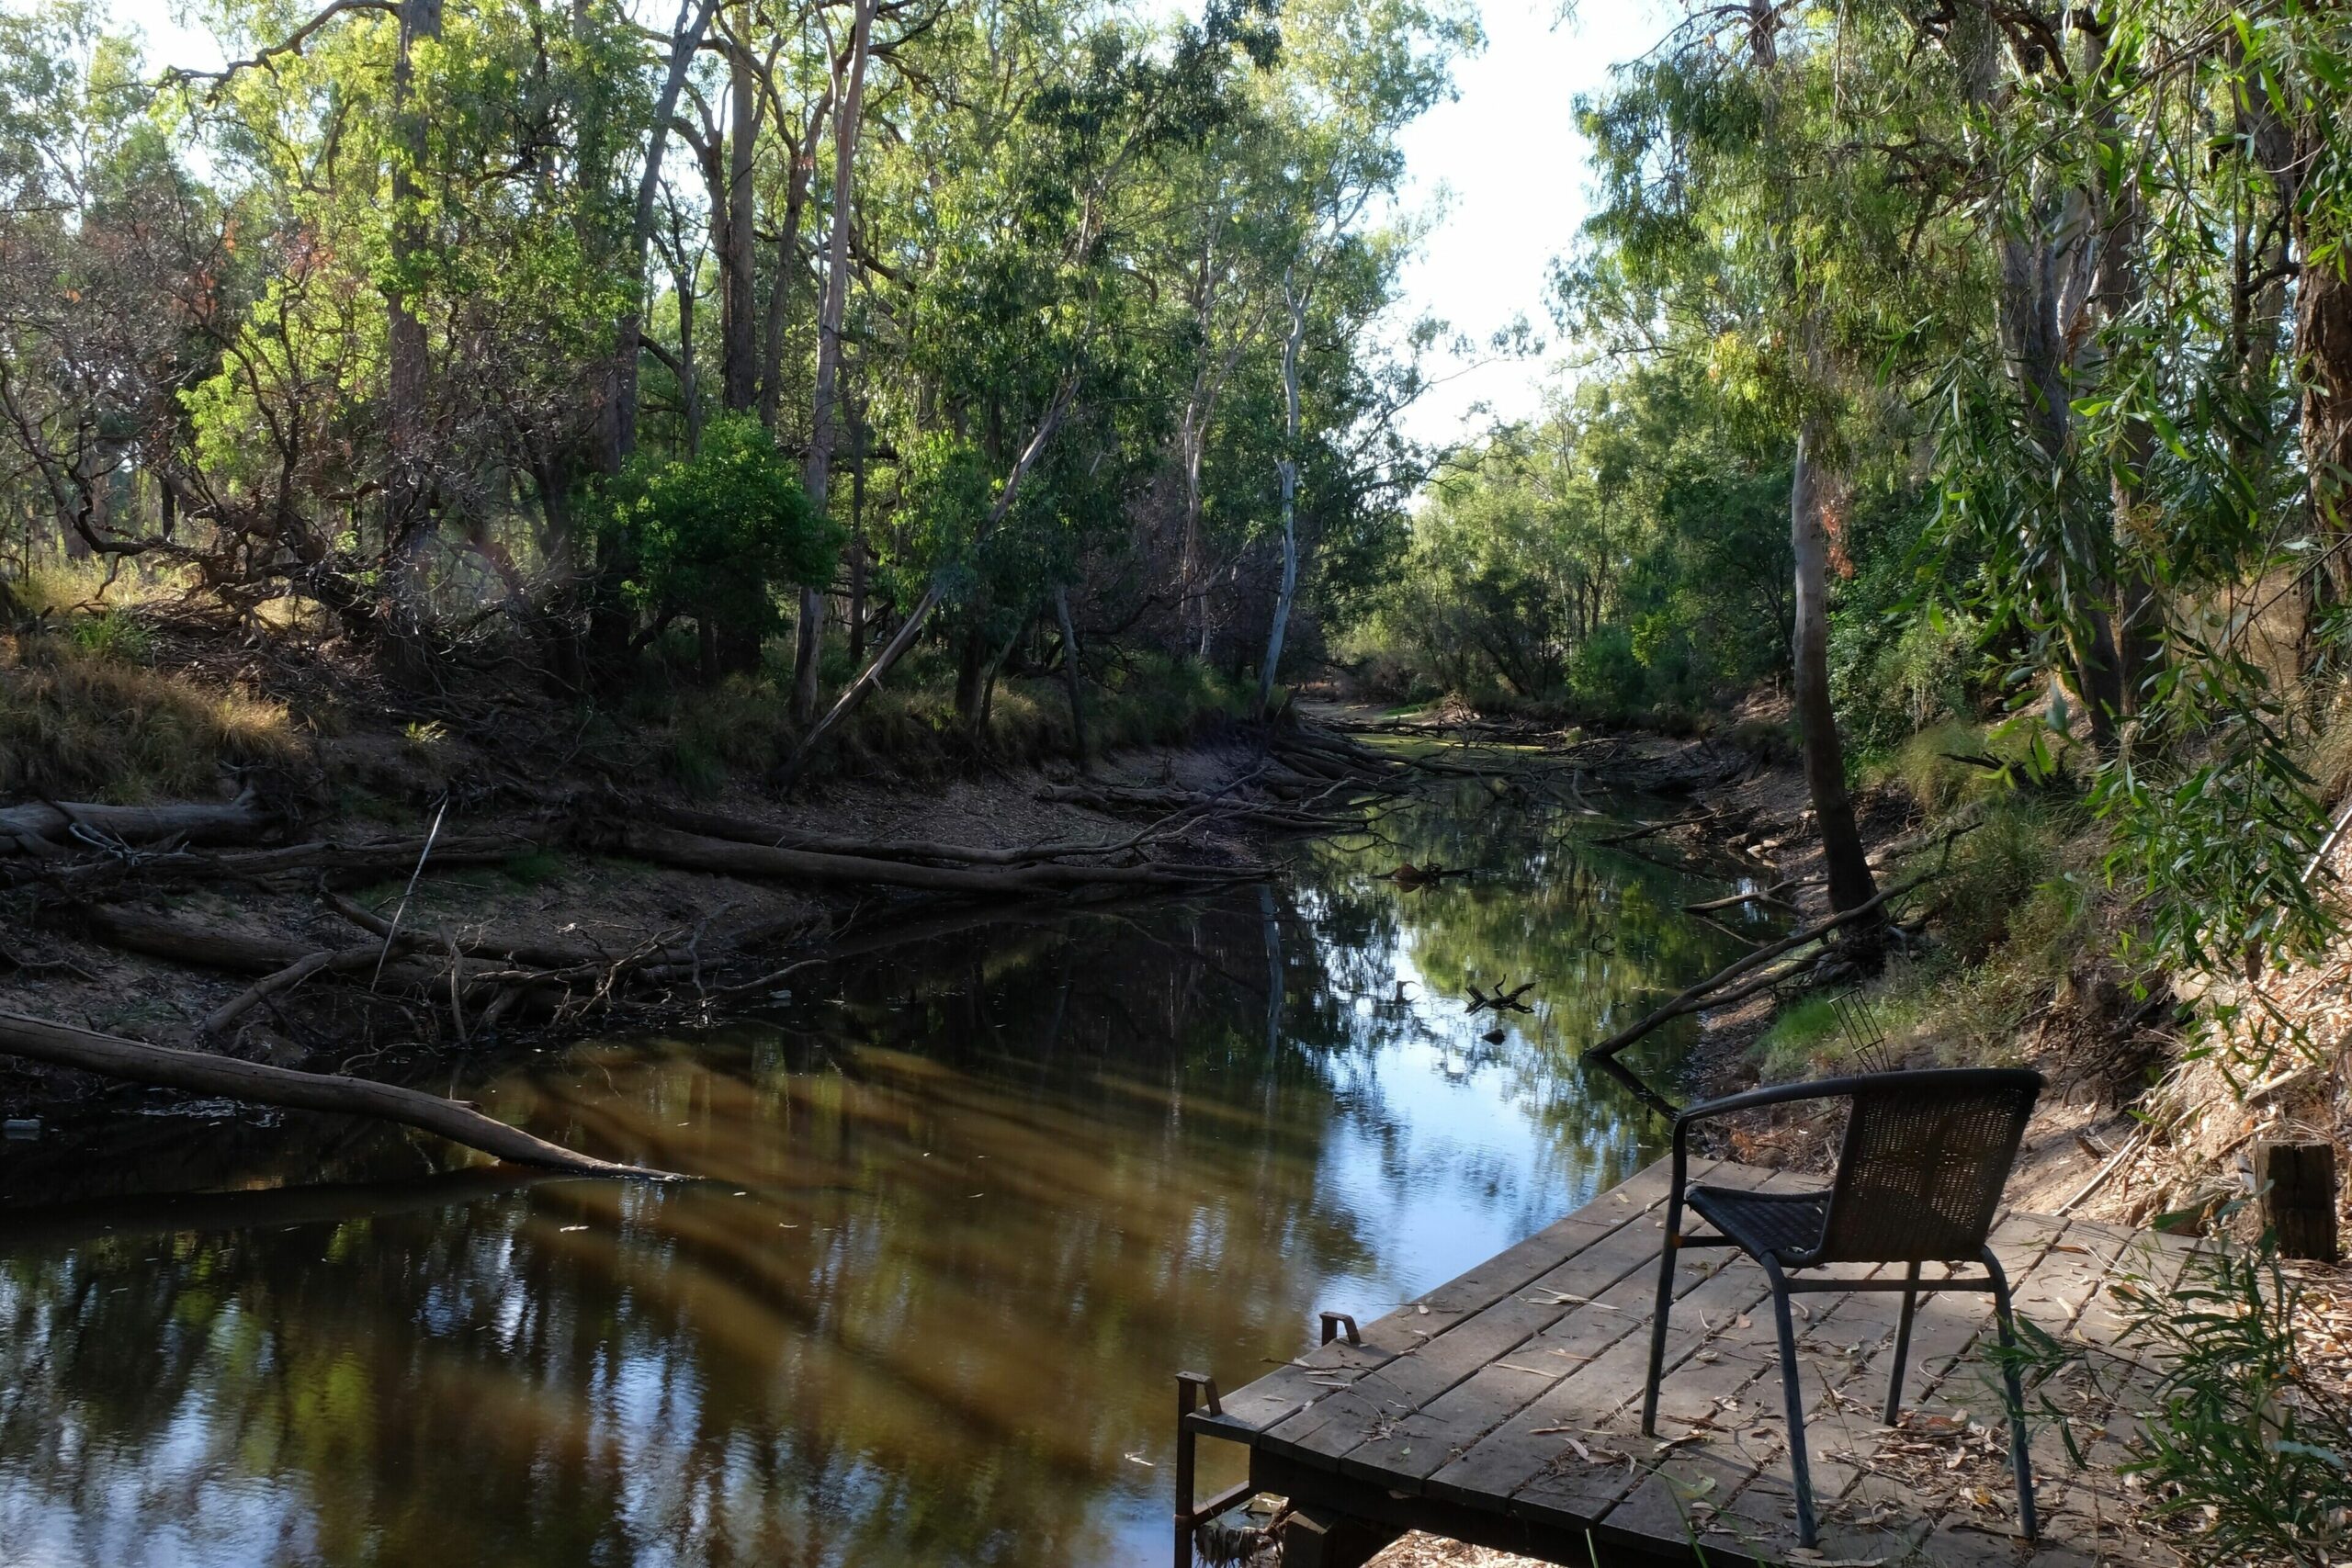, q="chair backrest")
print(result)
[1810,1068,2042,1264]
